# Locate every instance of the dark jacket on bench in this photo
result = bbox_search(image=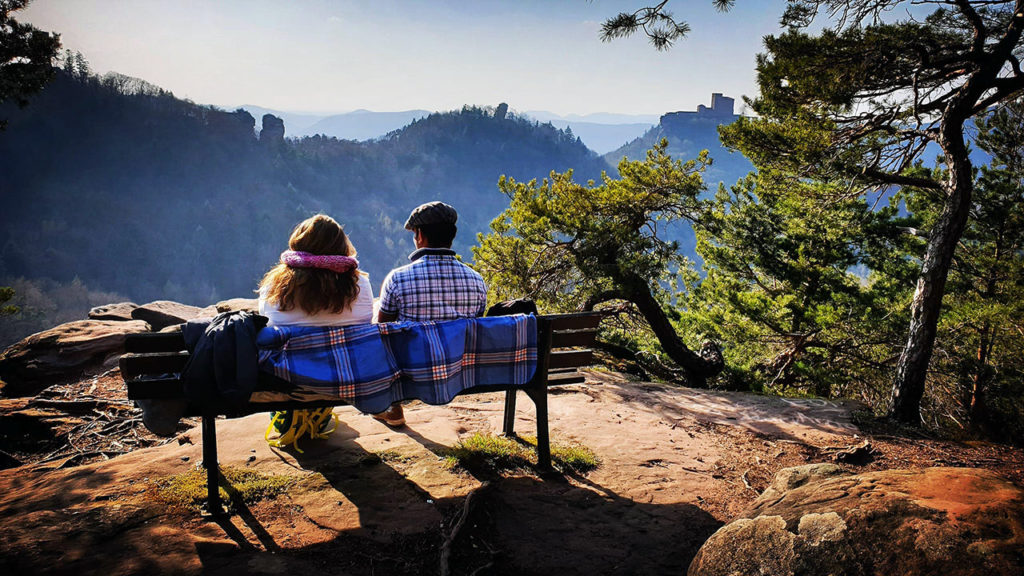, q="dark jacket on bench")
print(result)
[182,311,268,407]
